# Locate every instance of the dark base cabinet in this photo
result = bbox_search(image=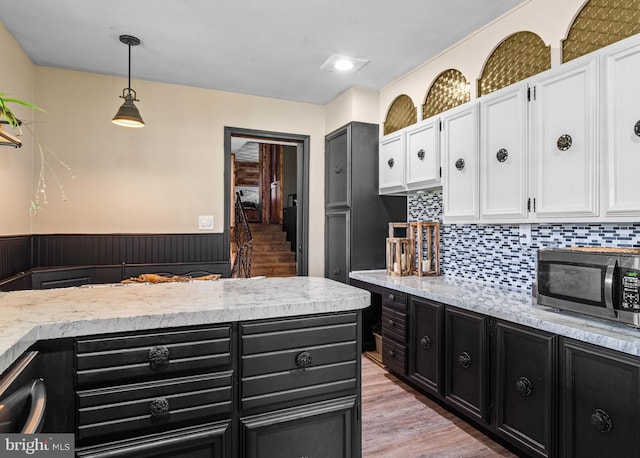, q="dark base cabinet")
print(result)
[381,290,408,376]
[76,422,231,458]
[240,396,357,458]
[561,338,640,458]
[444,306,488,424]
[408,297,443,397]
[492,321,556,458]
